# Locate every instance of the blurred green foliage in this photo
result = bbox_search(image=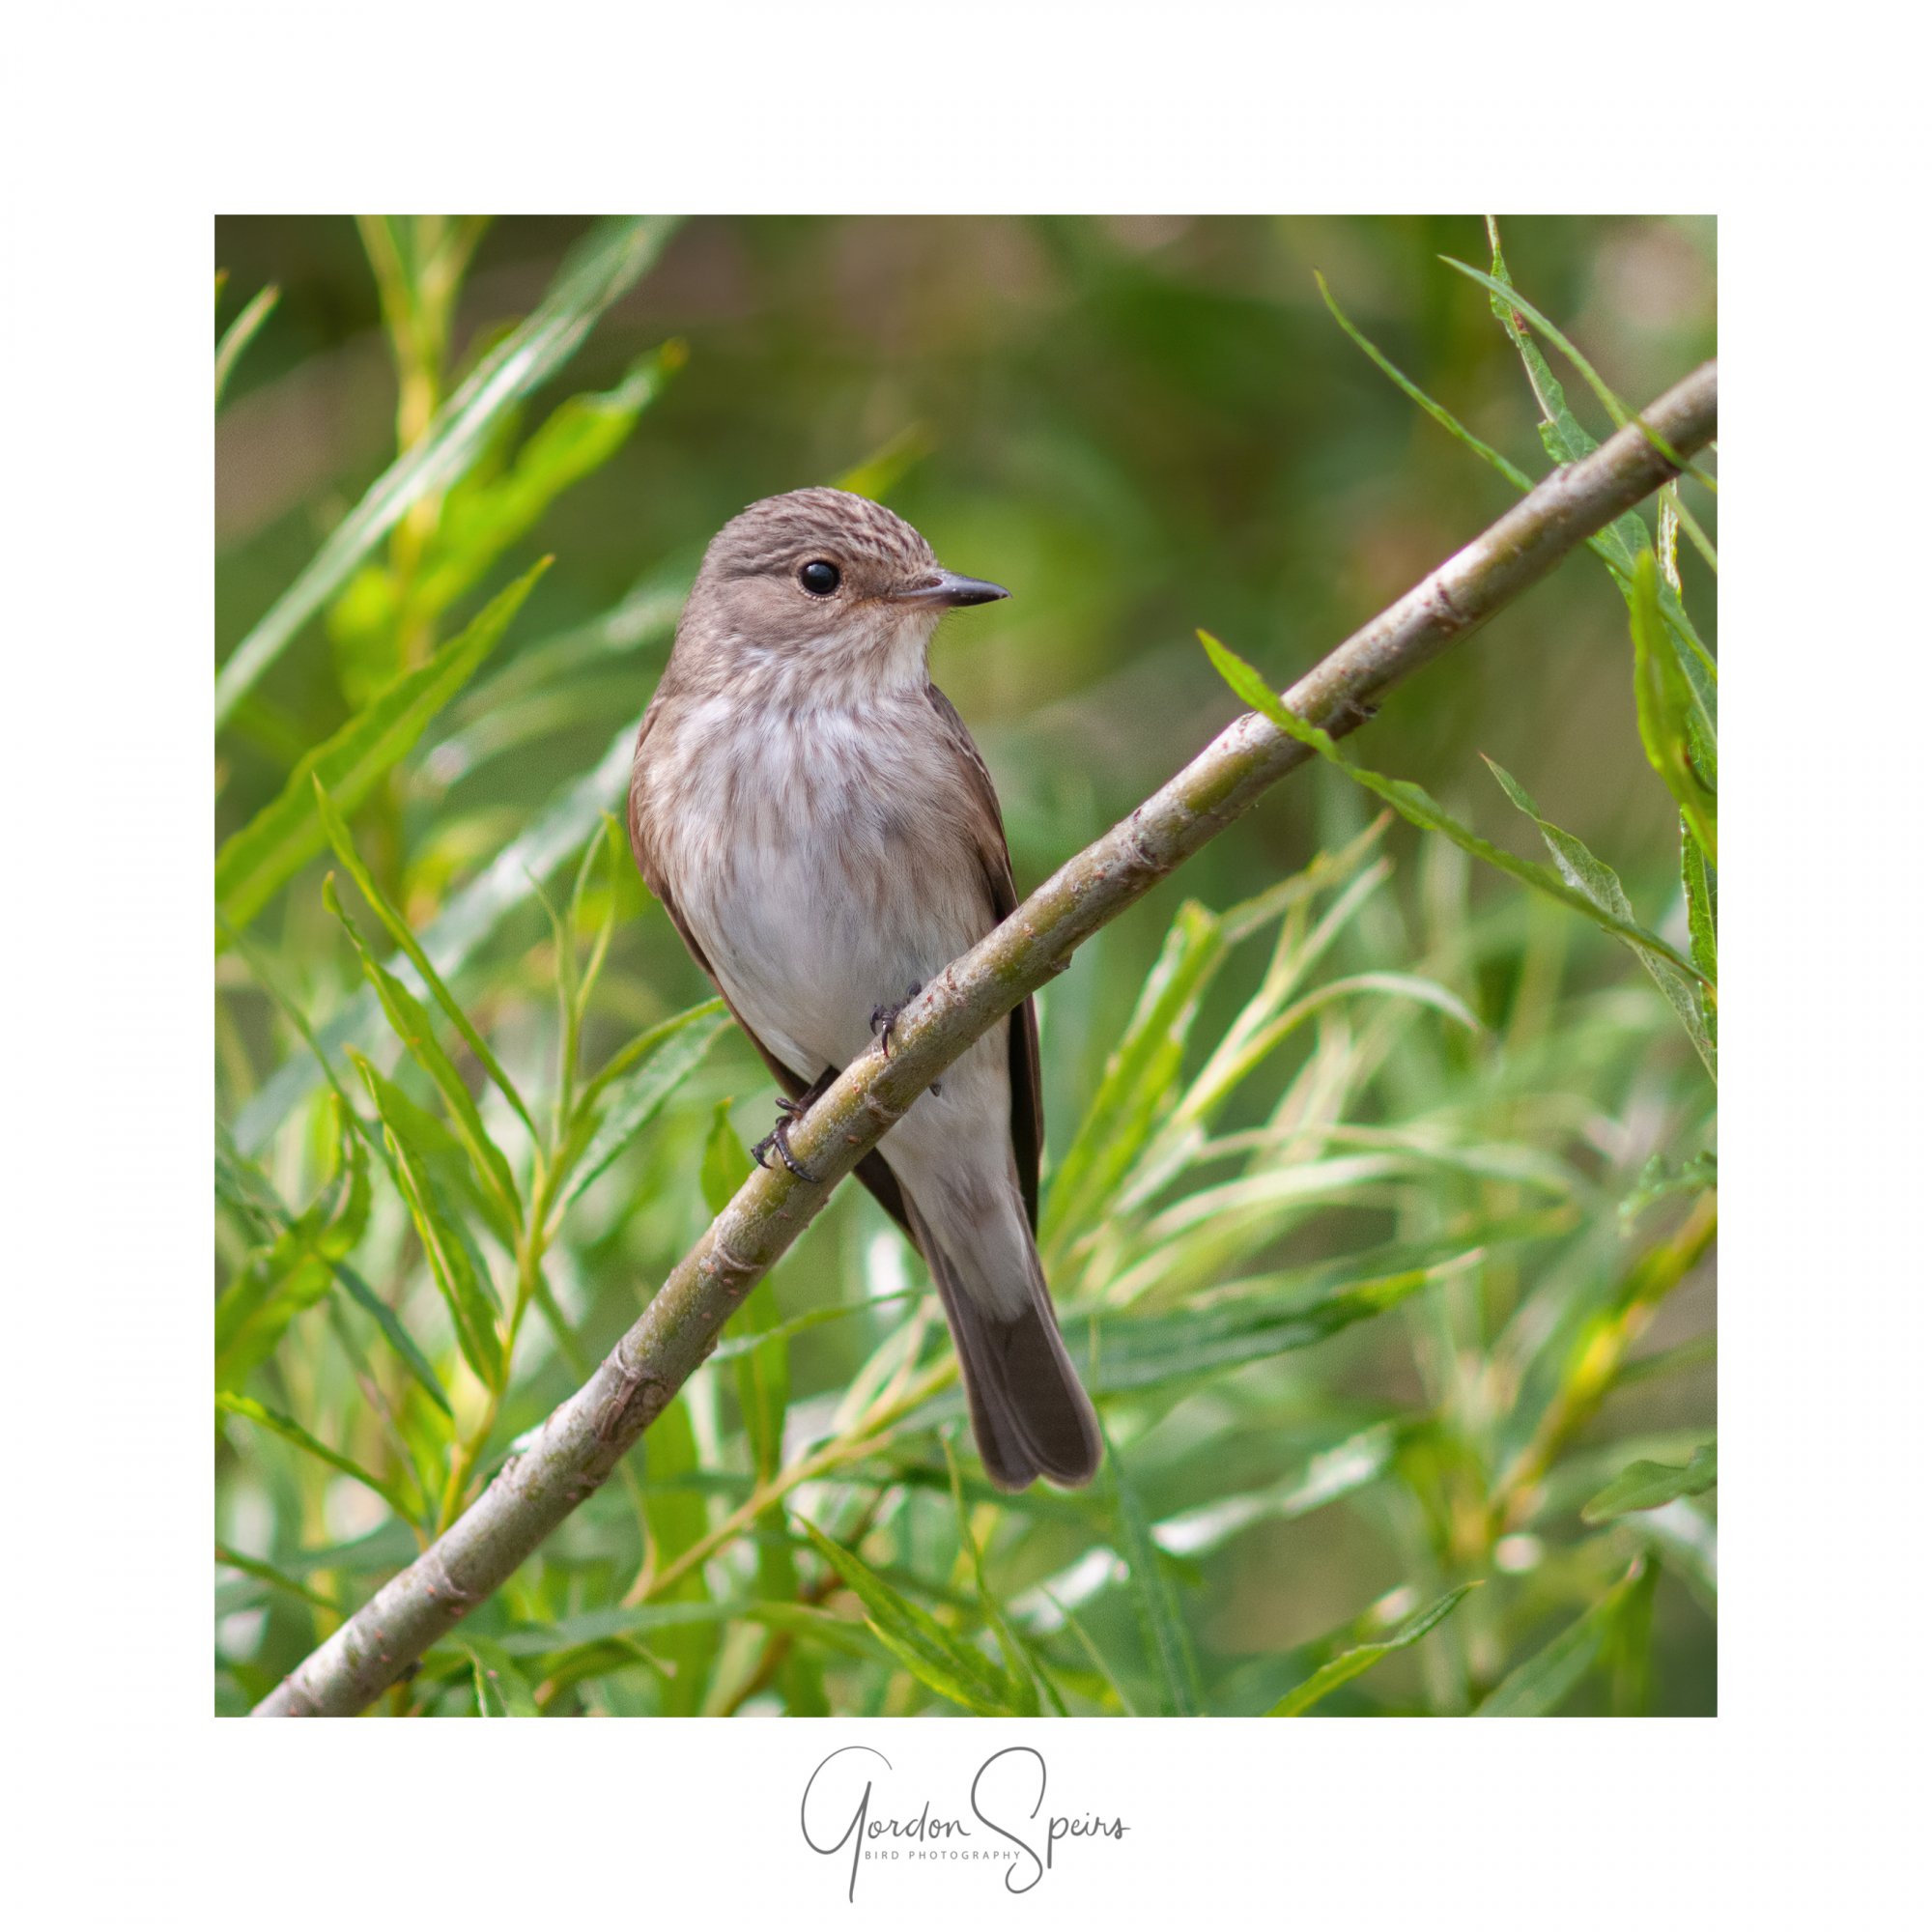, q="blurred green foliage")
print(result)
[215,214,1716,1717]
